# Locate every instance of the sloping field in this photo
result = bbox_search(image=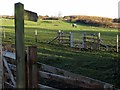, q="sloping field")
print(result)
[1,18,119,88]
